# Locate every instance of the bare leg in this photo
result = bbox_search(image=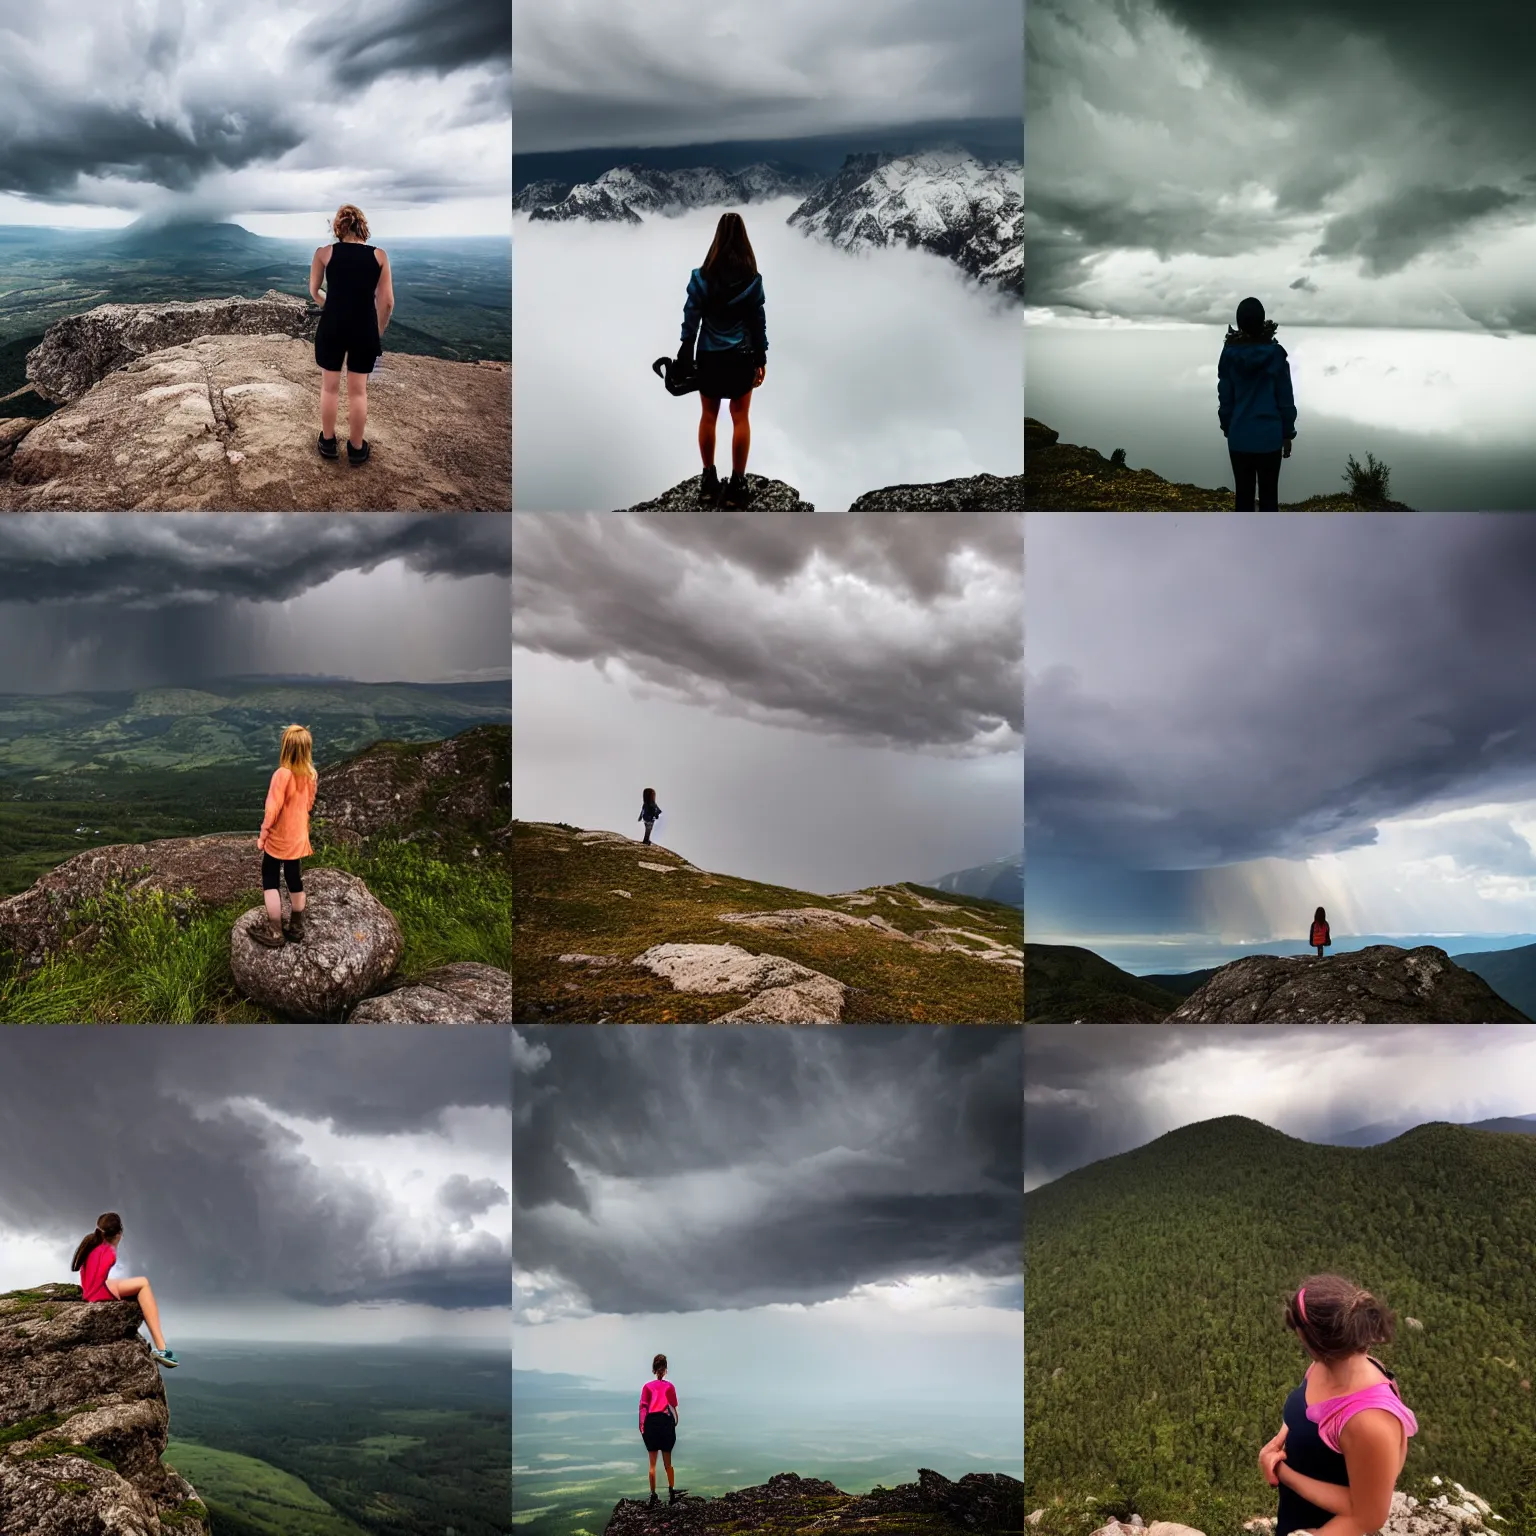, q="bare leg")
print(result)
[698,397,721,467]
[320,371,342,438]
[106,1277,166,1351]
[662,1450,674,1489]
[729,392,753,476]
[346,372,368,448]
[263,889,282,924]
[291,888,306,912]
[648,1449,658,1493]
